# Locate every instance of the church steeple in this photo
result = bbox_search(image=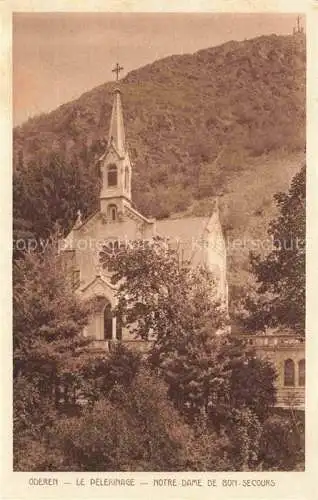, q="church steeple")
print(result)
[99,66,132,217]
[108,87,126,157]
